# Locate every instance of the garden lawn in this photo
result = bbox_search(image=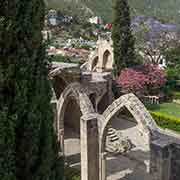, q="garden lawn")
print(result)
[146,102,180,118]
